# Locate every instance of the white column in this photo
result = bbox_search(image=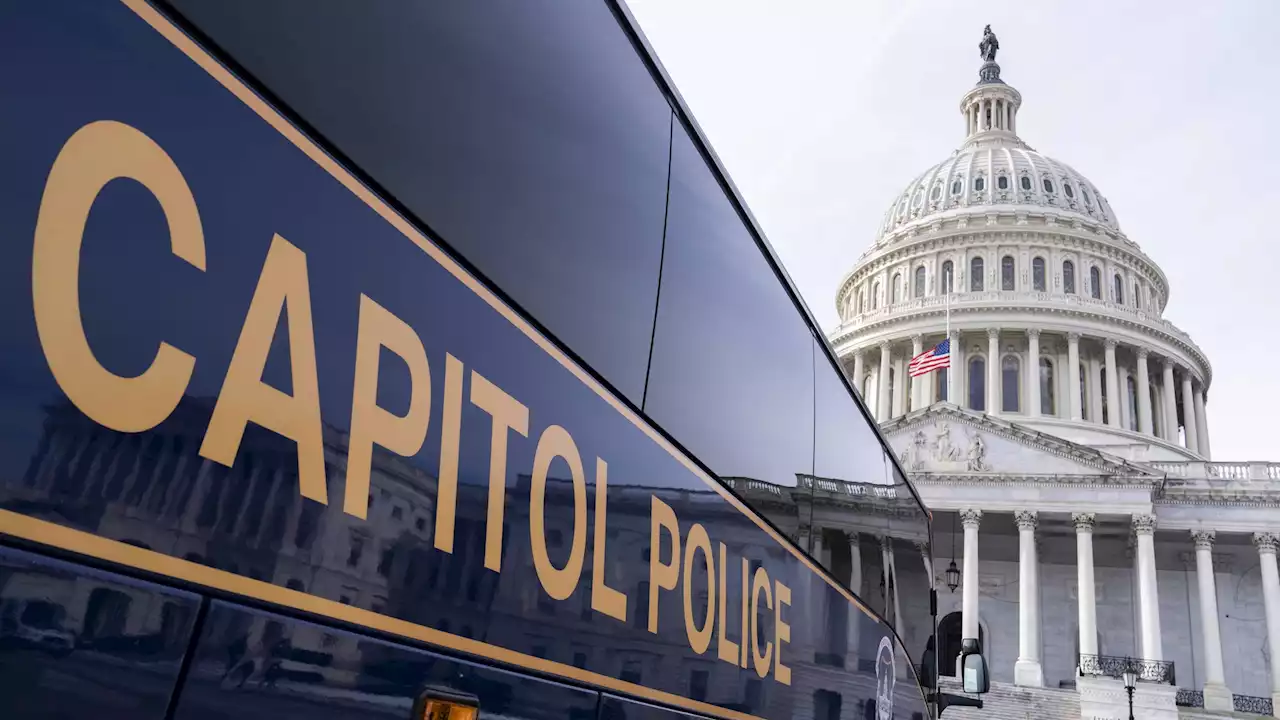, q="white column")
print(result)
[1088,355,1104,423]
[883,536,902,628]
[848,532,862,595]
[910,335,924,411]
[1068,333,1082,421]
[987,329,1000,415]
[1027,329,1041,417]
[1136,348,1153,436]
[1192,530,1233,711]
[1181,371,1199,453]
[812,526,828,568]
[1162,361,1178,443]
[1014,510,1044,686]
[878,341,892,421]
[1104,339,1121,428]
[852,351,866,399]
[1119,366,1132,431]
[891,353,907,418]
[1253,532,1280,714]
[1134,514,1163,662]
[961,509,982,646]
[1194,385,1211,459]
[1073,513,1099,658]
